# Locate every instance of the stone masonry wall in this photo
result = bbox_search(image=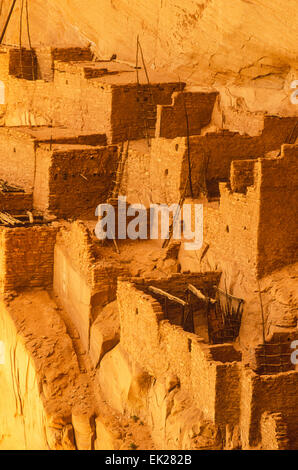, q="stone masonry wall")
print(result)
[260,412,289,450]
[183,144,298,280]
[156,90,218,139]
[54,222,127,350]
[0,131,36,191]
[52,63,113,136]
[117,274,243,427]
[241,368,298,450]
[33,144,118,218]
[0,192,33,213]
[2,57,184,144]
[109,82,183,143]
[149,116,298,204]
[0,224,58,293]
[0,127,108,193]
[257,144,298,277]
